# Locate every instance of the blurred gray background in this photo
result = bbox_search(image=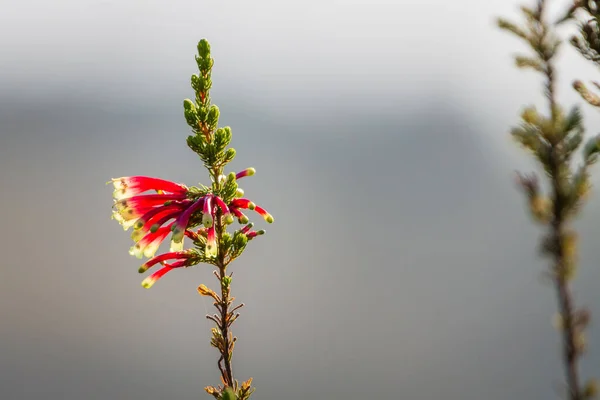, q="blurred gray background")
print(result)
[1,0,599,399]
